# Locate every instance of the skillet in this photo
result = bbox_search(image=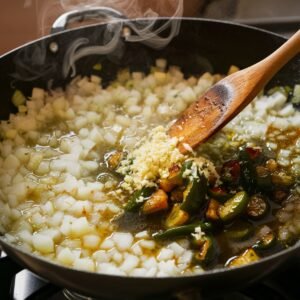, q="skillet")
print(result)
[0,7,299,299]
